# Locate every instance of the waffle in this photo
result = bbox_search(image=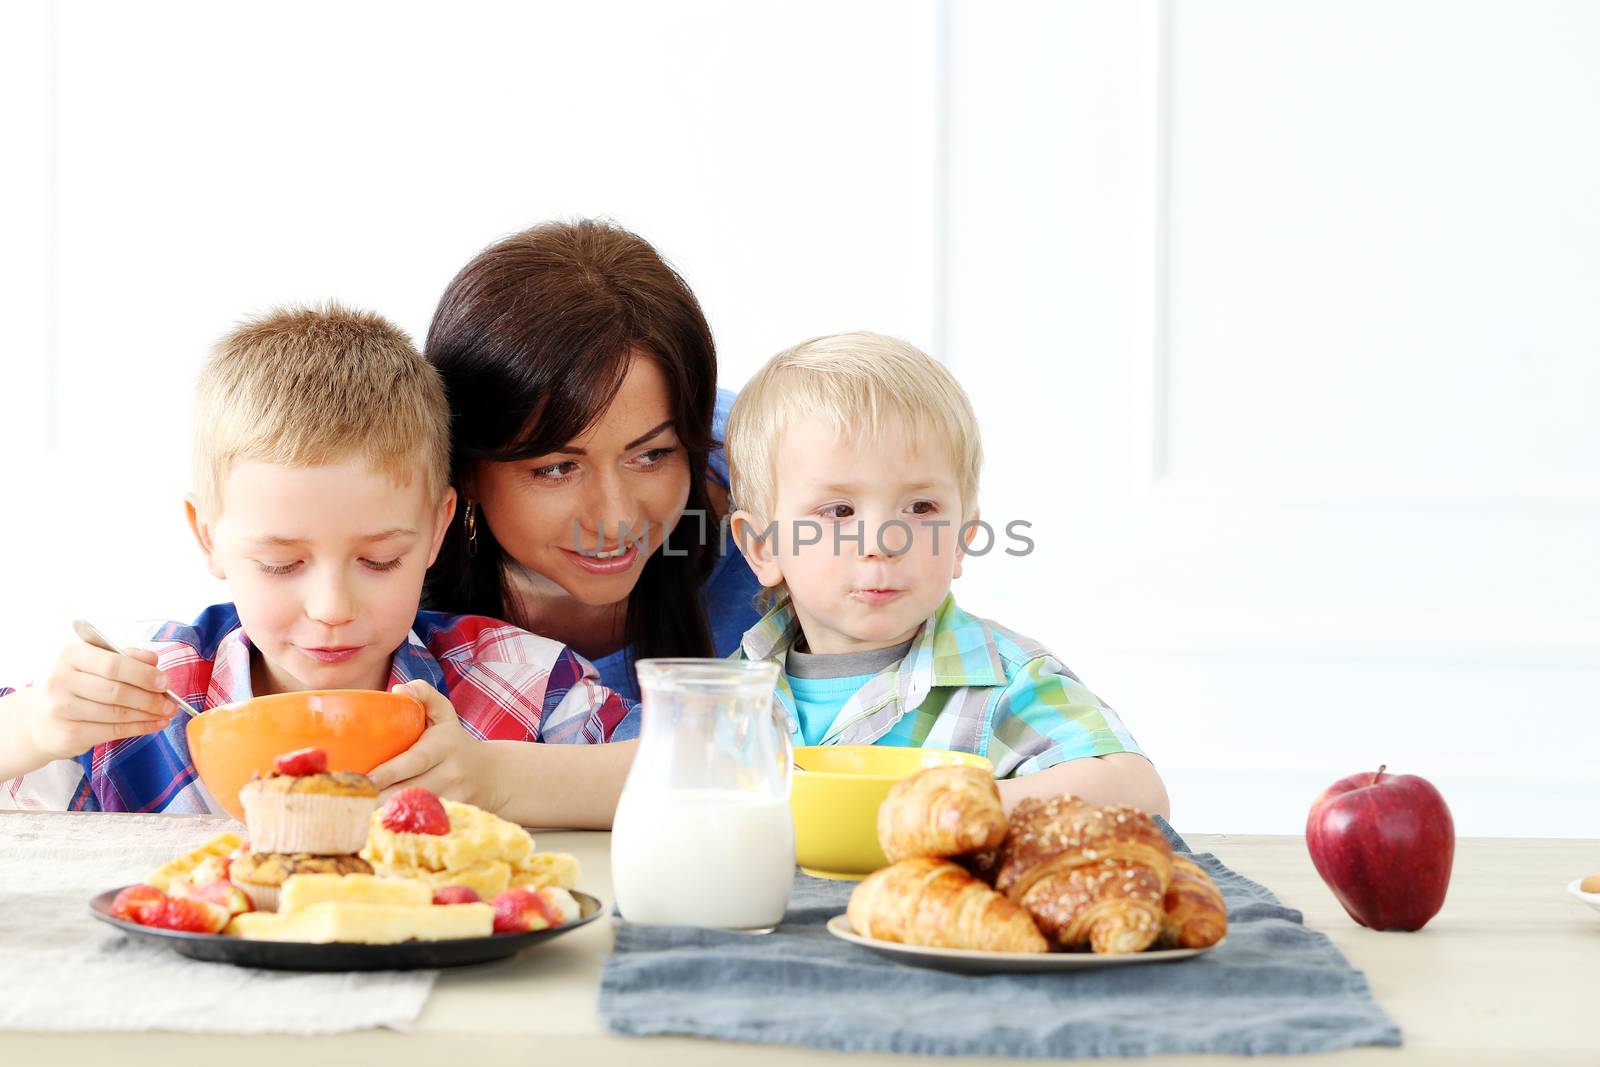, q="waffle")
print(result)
[360,799,580,896]
[362,799,533,871]
[146,832,245,892]
[509,851,581,890]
